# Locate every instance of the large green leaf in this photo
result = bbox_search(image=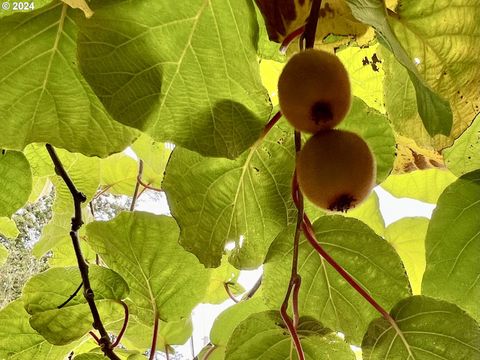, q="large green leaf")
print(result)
[76,0,270,159]
[444,114,480,176]
[86,211,210,323]
[385,217,429,295]
[0,2,137,157]
[0,300,74,359]
[263,216,411,344]
[346,0,453,137]
[163,119,296,269]
[210,297,268,349]
[362,296,480,359]
[422,170,480,322]
[224,311,355,360]
[0,151,32,217]
[22,266,128,345]
[381,168,457,204]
